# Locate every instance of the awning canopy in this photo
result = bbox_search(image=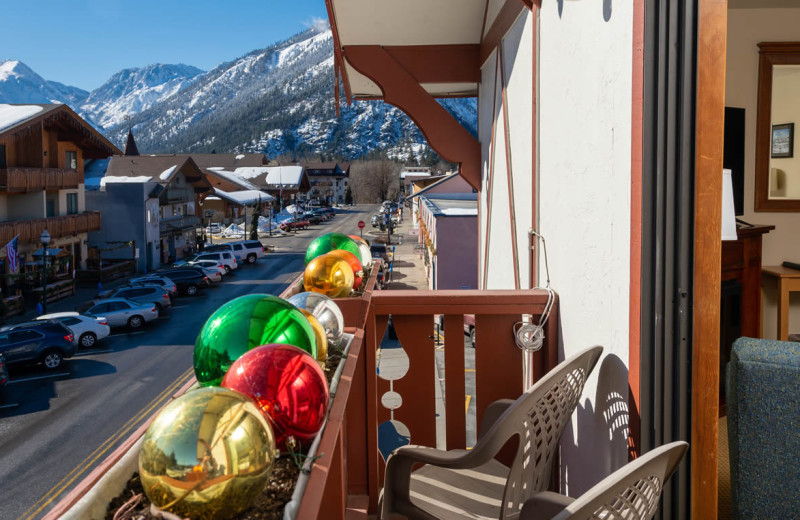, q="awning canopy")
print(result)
[32,248,68,257]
